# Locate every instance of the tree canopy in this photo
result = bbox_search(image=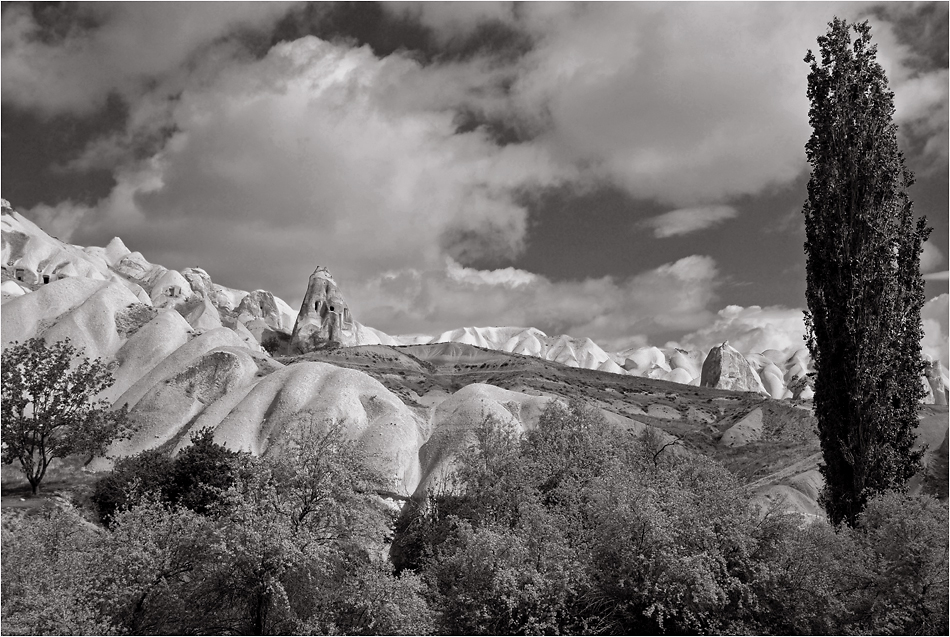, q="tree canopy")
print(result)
[802,18,930,526]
